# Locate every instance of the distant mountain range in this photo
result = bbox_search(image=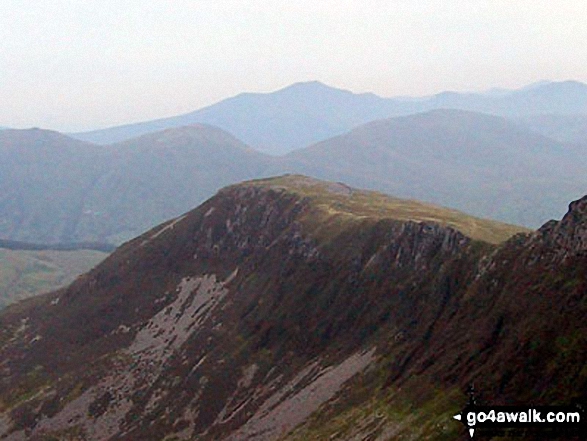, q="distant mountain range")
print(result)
[0,128,110,243]
[282,109,587,228]
[1,176,584,440]
[0,125,273,244]
[70,81,412,154]
[69,80,587,154]
[1,108,586,244]
[516,113,587,144]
